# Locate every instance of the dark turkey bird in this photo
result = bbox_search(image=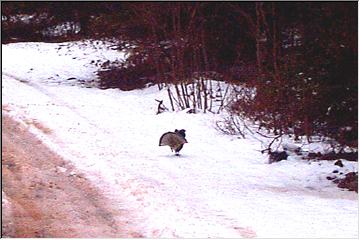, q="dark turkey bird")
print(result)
[159,129,187,155]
